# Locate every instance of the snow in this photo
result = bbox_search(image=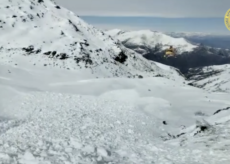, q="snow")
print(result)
[187,64,230,92]
[0,0,230,163]
[1,62,230,163]
[106,29,197,54]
